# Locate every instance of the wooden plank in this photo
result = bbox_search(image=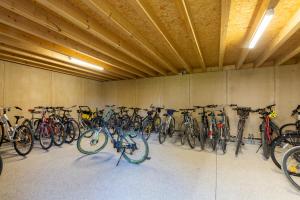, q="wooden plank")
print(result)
[0,24,133,79]
[275,45,300,66]
[176,0,206,70]
[0,8,146,78]
[135,0,192,73]
[35,0,167,75]
[0,51,105,81]
[236,0,272,69]
[84,0,178,74]
[0,0,154,77]
[255,9,300,67]
[0,35,117,80]
[219,0,231,68]
[0,44,113,81]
